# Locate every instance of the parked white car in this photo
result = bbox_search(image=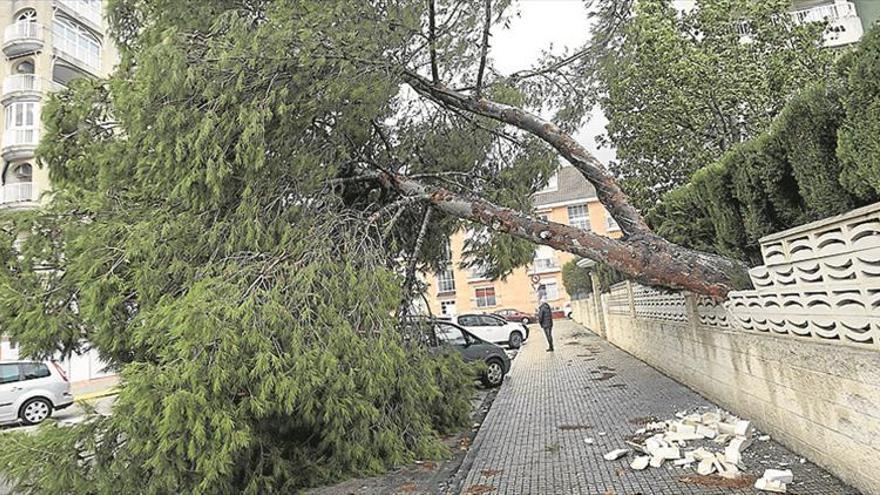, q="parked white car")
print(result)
[0,360,74,425]
[441,313,529,349]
